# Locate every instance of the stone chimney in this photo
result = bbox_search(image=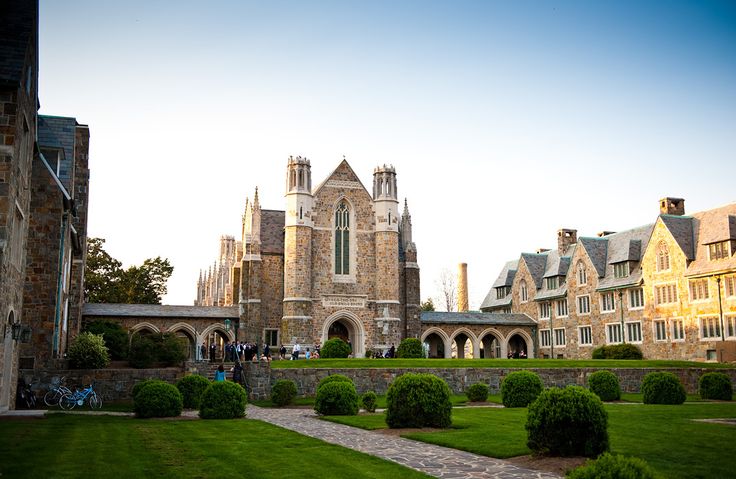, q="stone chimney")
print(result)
[457,263,469,312]
[557,229,577,255]
[660,197,685,216]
